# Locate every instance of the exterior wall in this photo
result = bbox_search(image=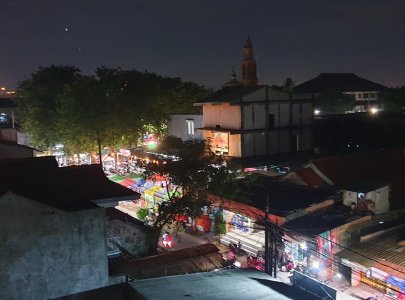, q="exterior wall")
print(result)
[203,103,241,129]
[0,128,17,142]
[242,103,266,130]
[229,134,241,157]
[242,132,266,157]
[0,143,34,160]
[0,192,108,300]
[106,218,149,258]
[342,186,390,214]
[167,114,203,141]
